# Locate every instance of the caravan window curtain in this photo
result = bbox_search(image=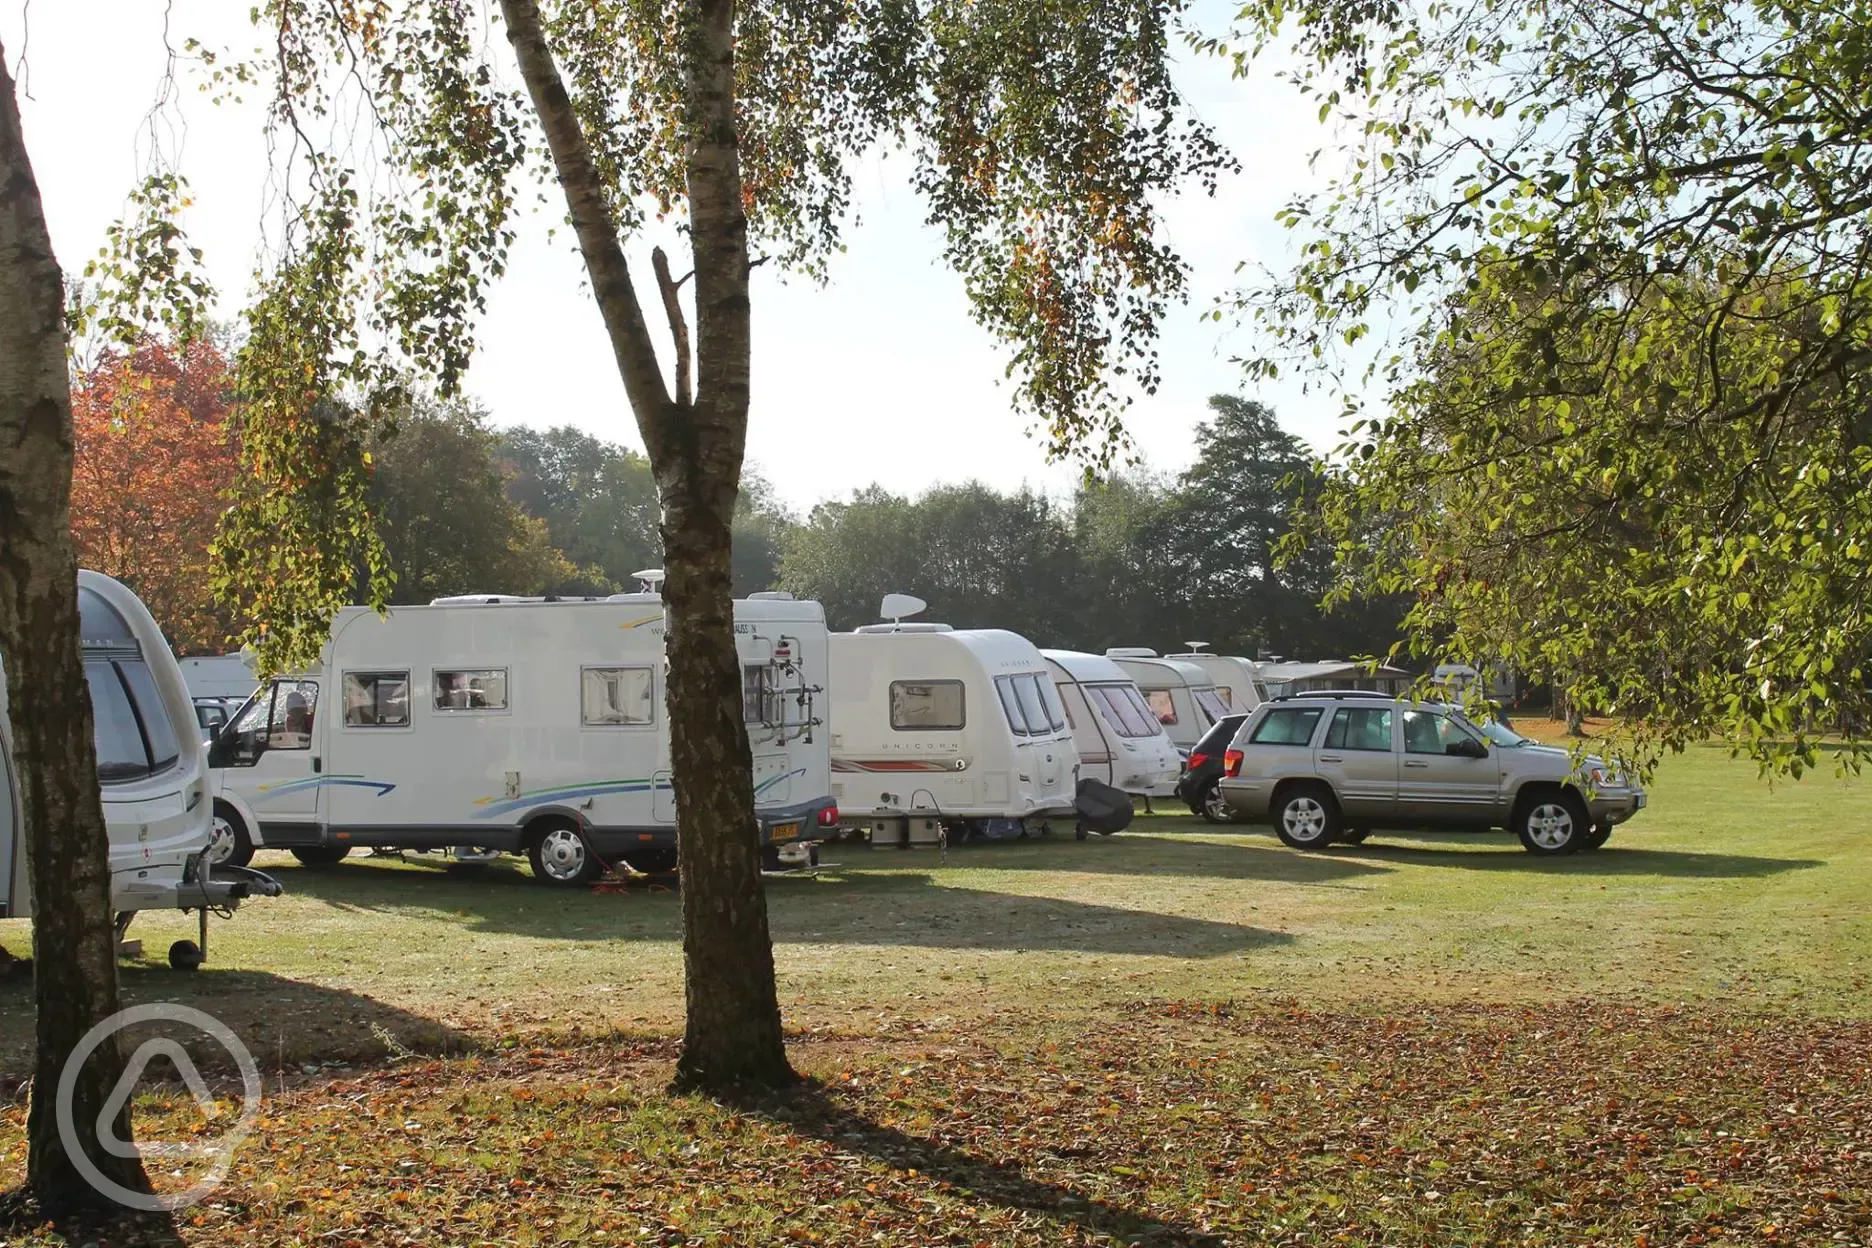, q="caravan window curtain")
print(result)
[889,680,965,731]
